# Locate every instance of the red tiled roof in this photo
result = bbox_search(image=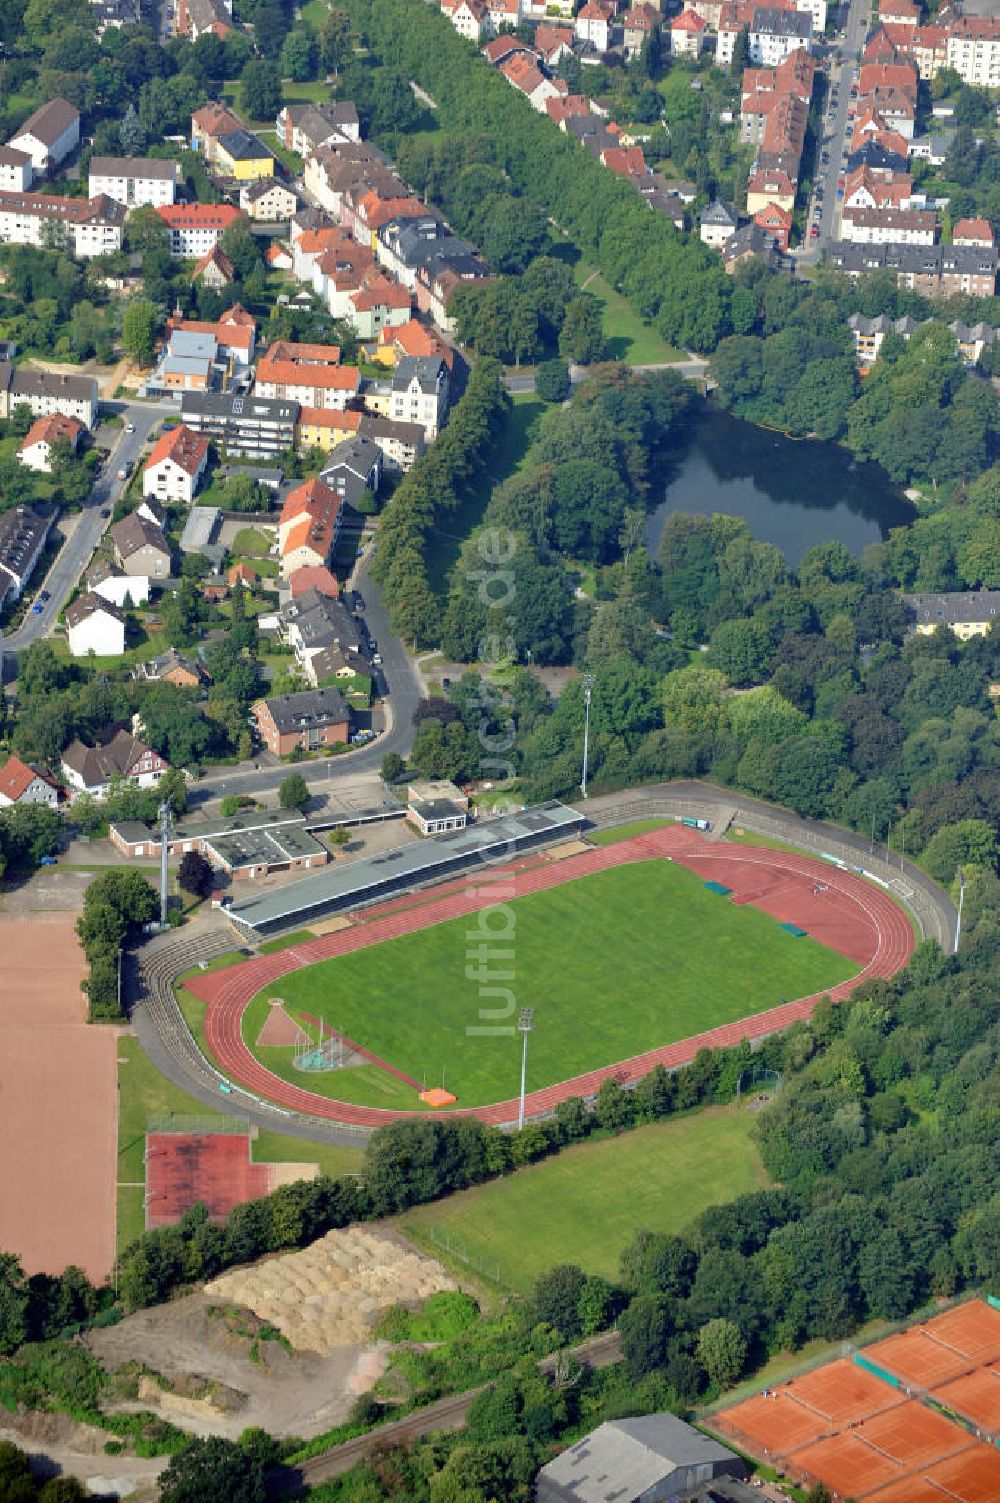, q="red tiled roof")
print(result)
[156,203,242,230]
[18,413,83,451]
[289,565,340,598]
[0,755,58,803]
[144,423,209,478]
